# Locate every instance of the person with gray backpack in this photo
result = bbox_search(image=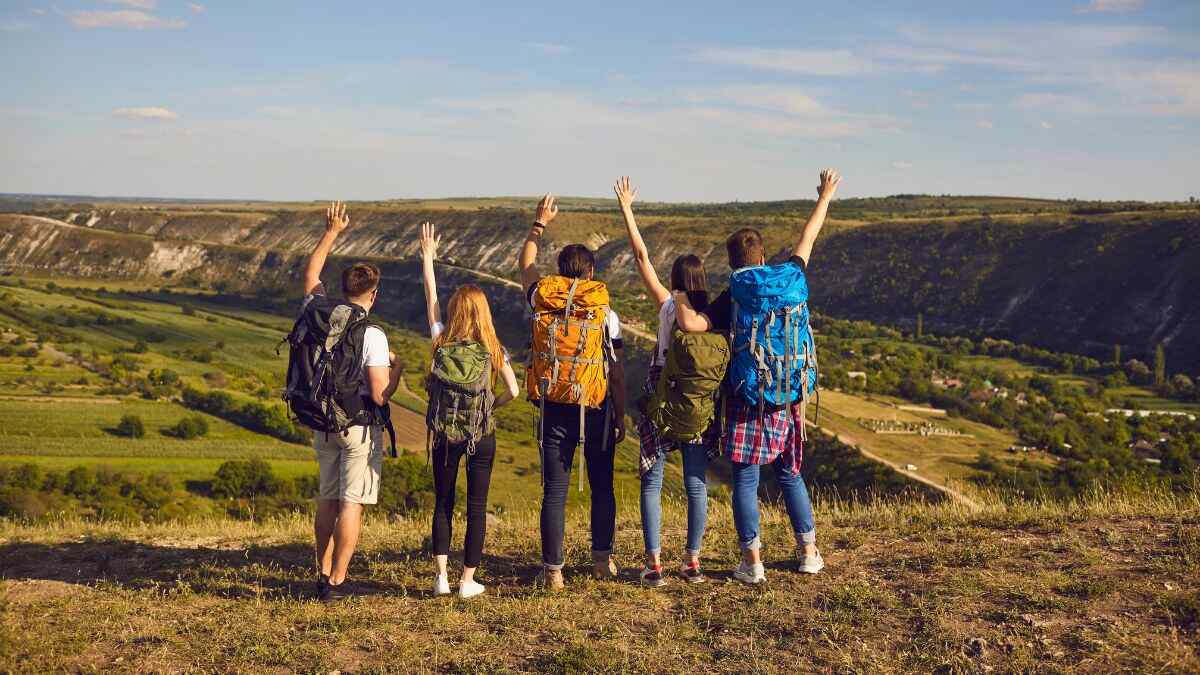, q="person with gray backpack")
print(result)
[614,177,730,587]
[289,201,403,603]
[420,222,520,599]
